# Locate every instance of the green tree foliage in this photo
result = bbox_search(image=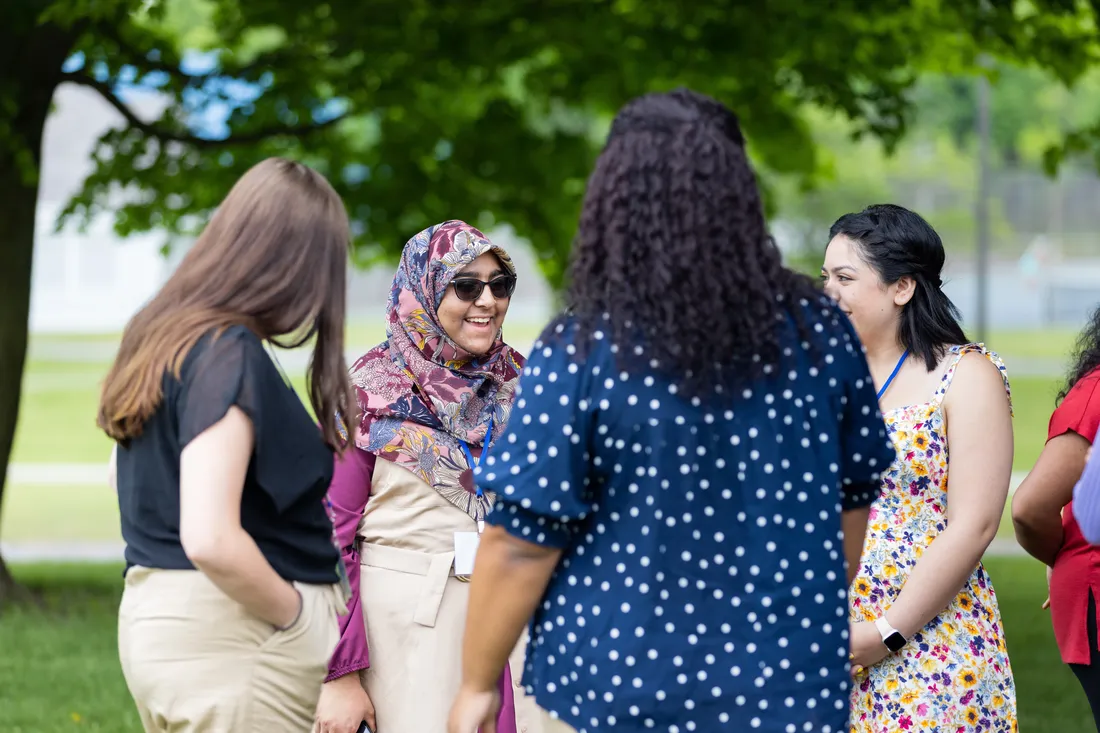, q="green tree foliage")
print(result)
[909,62,1100,170]
[37,0,1100,285]
[2,0,1100,602]
[773,57,1100,269]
